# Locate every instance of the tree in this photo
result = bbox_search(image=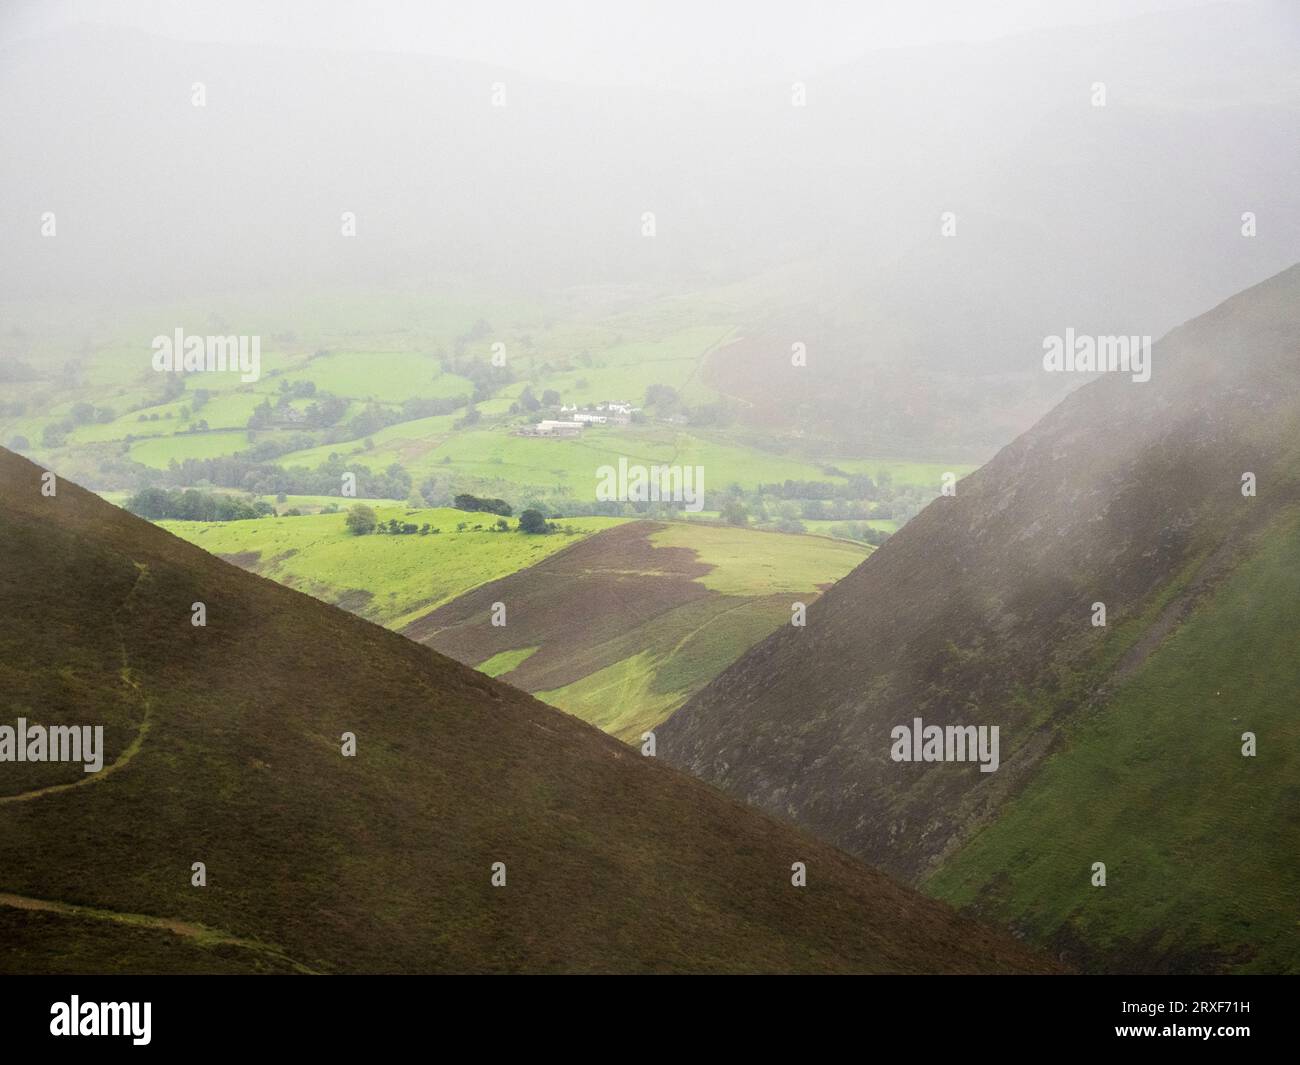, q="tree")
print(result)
[247,400,274,430]
[541,389,561,407]
[721,499,749,526]
[454,493,512,517]
[518,509,548,534]
[7,435,29,451]
[345,504,378,536]
[644,383,680,410]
